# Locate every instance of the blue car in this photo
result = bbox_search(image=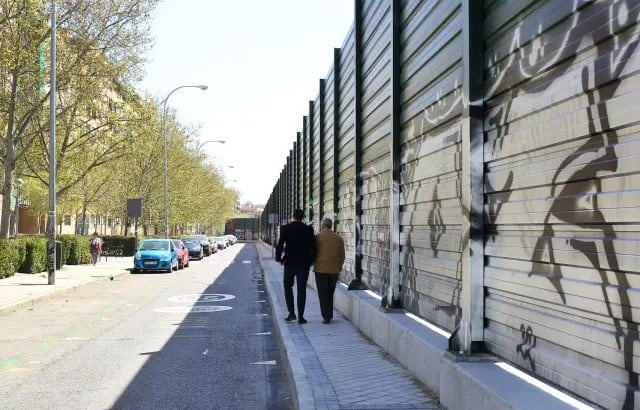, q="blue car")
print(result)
[132,239,179,273]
